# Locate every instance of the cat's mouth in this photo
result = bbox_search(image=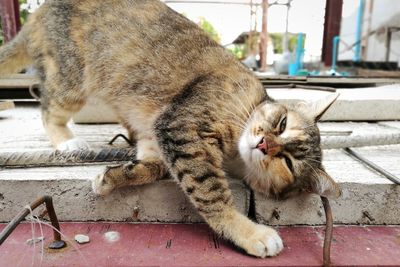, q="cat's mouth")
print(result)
[255,137,281,156]
[256,137,268,155]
